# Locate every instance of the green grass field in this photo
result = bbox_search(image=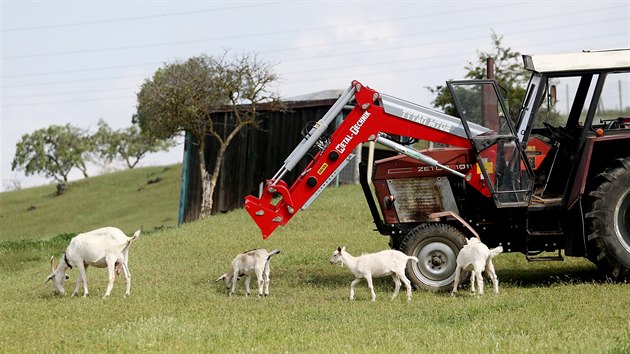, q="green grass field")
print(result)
[0,164,181,241]
[1,170,629,353]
